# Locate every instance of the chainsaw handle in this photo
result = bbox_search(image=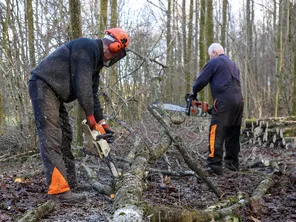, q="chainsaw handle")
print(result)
[96,133,113,140]
[185,94,199,116]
